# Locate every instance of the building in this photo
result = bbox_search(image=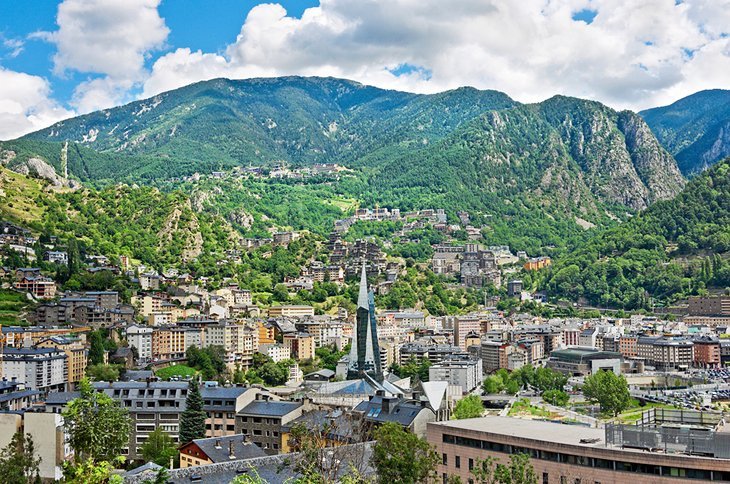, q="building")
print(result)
[179,434,267,468]
[1,347,67,392]
[0,379,42,411]
[428,355,483,394]
[694,336,721,368]
[547,347,622,376]
[201,386,268,438]
[103,381,188,460]
[347,265,381,379]
[523,256,552,271]
[127,325,153,362]
[283,332,315,361]
[638,337,694,370]
[258,343,291,362]
[268,306,315,318]
[429,412,730,483]
[36,336,87,387]
[506,280,523,297]
[688,296,730,316]
[43,251,68,264]
[235,398,304,454]
[14,276,56,299]
[354,392,436,438]
[453,315,481,351]
[0,411,71,481]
